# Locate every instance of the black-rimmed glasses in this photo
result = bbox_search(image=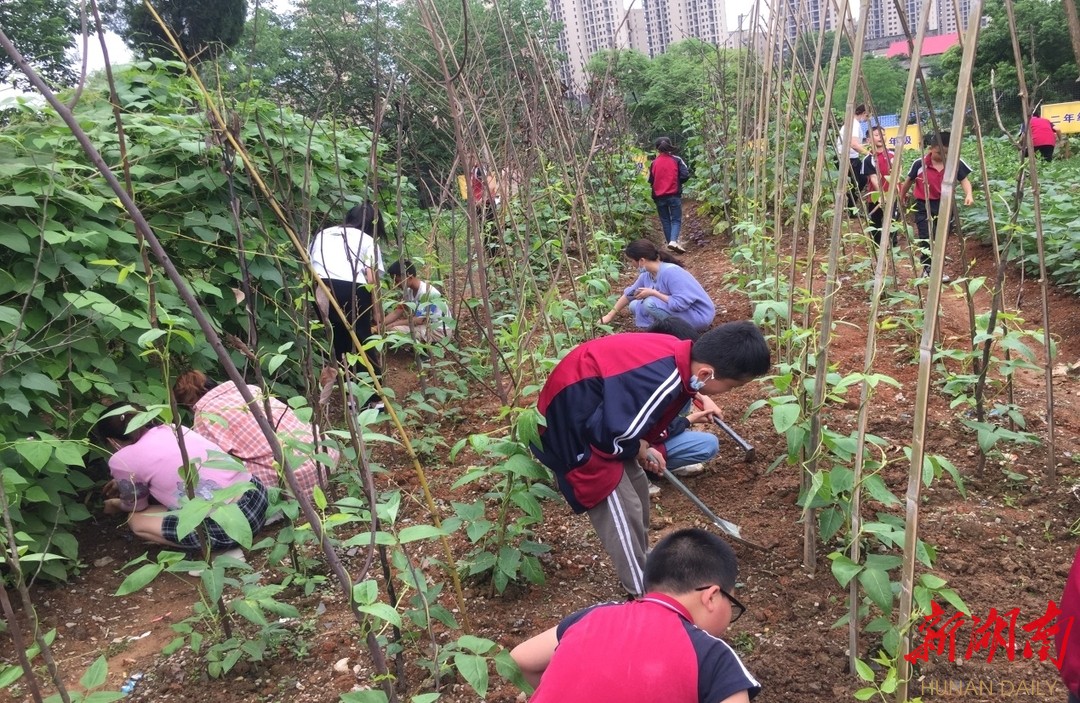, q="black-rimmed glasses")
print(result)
[696,585,746,623]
